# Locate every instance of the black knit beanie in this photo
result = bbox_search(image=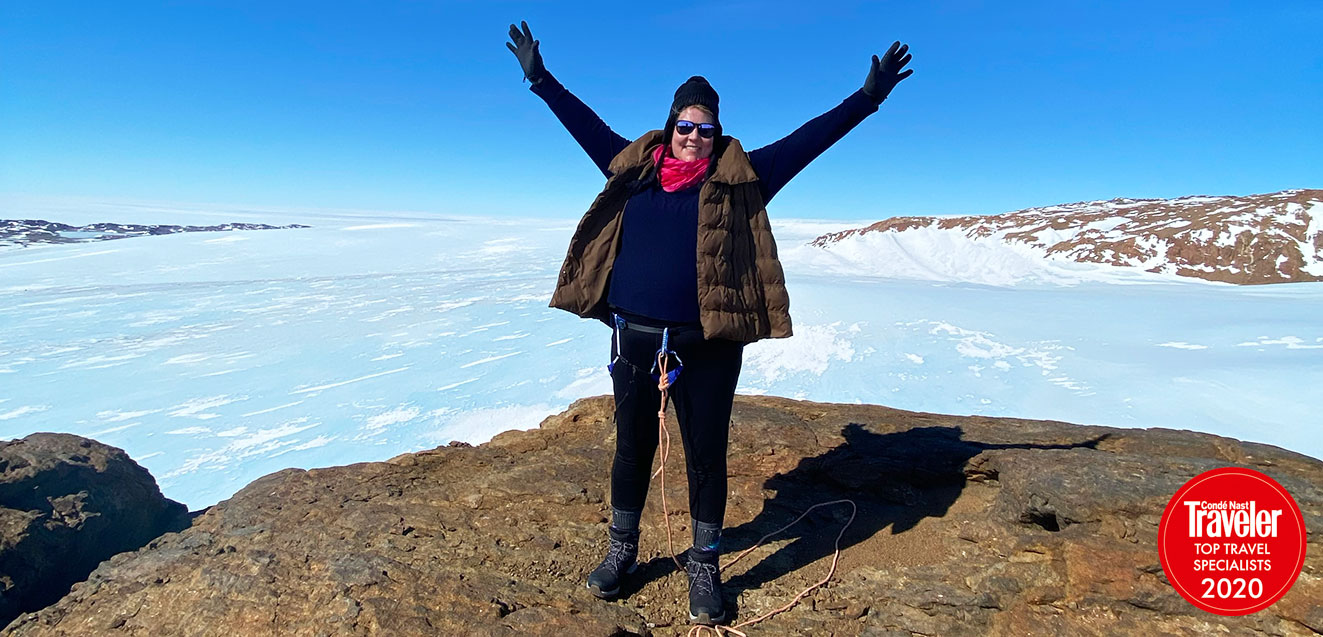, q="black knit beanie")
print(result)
[663,76,721,146]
